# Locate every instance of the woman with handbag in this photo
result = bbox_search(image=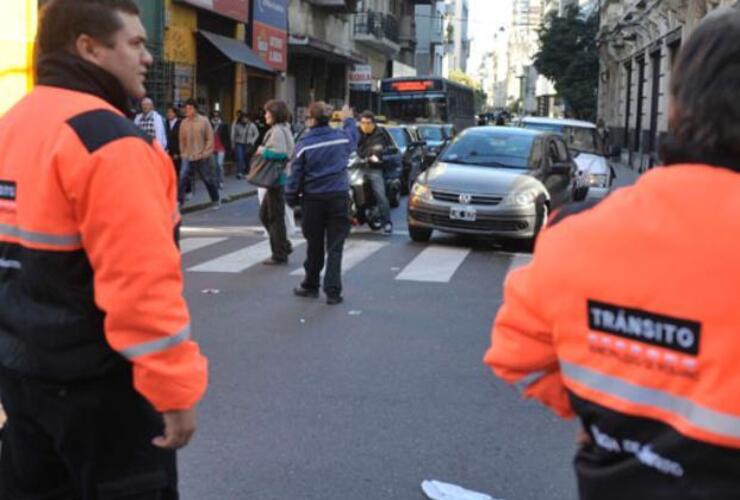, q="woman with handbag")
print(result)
[254,100,295,265]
